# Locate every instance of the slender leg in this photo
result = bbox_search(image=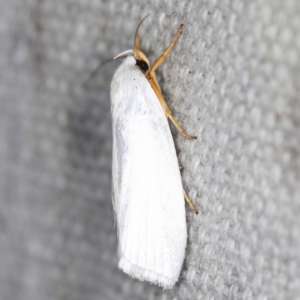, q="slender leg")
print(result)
[150,24,184,74]
[146,24,196,140]
[184,190,198,214]
[148,77,196,140]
